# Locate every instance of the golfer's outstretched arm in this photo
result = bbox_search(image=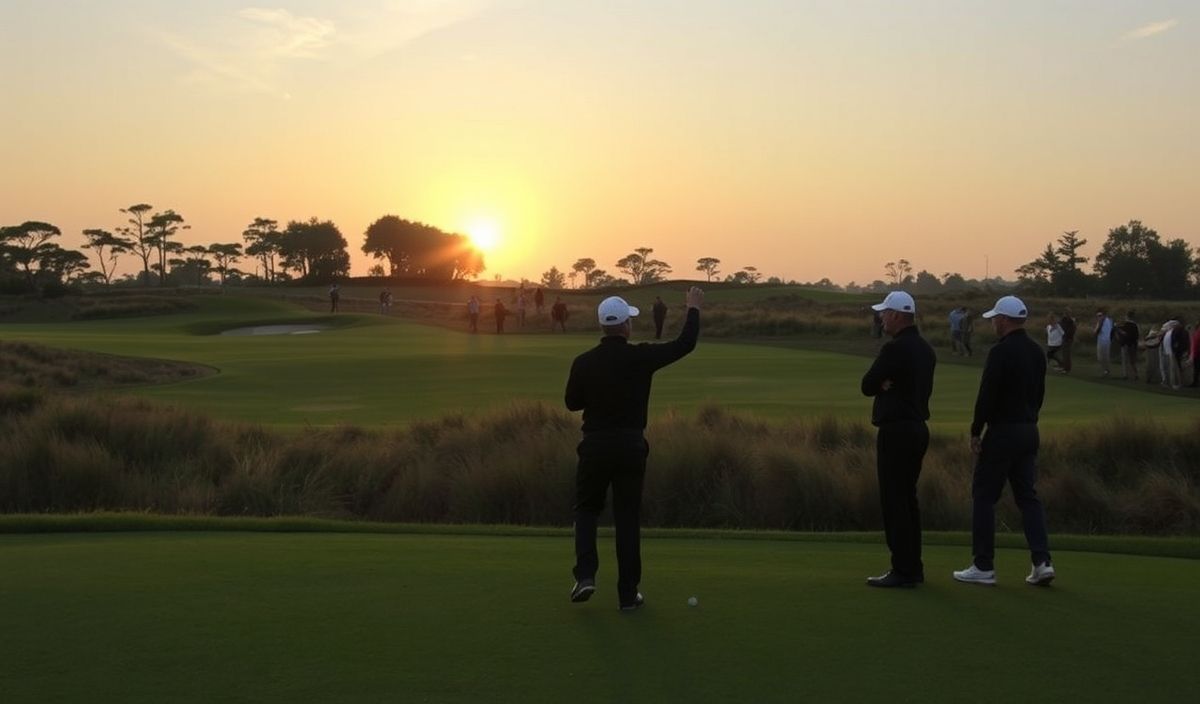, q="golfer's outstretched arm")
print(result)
[644,288,703,372]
